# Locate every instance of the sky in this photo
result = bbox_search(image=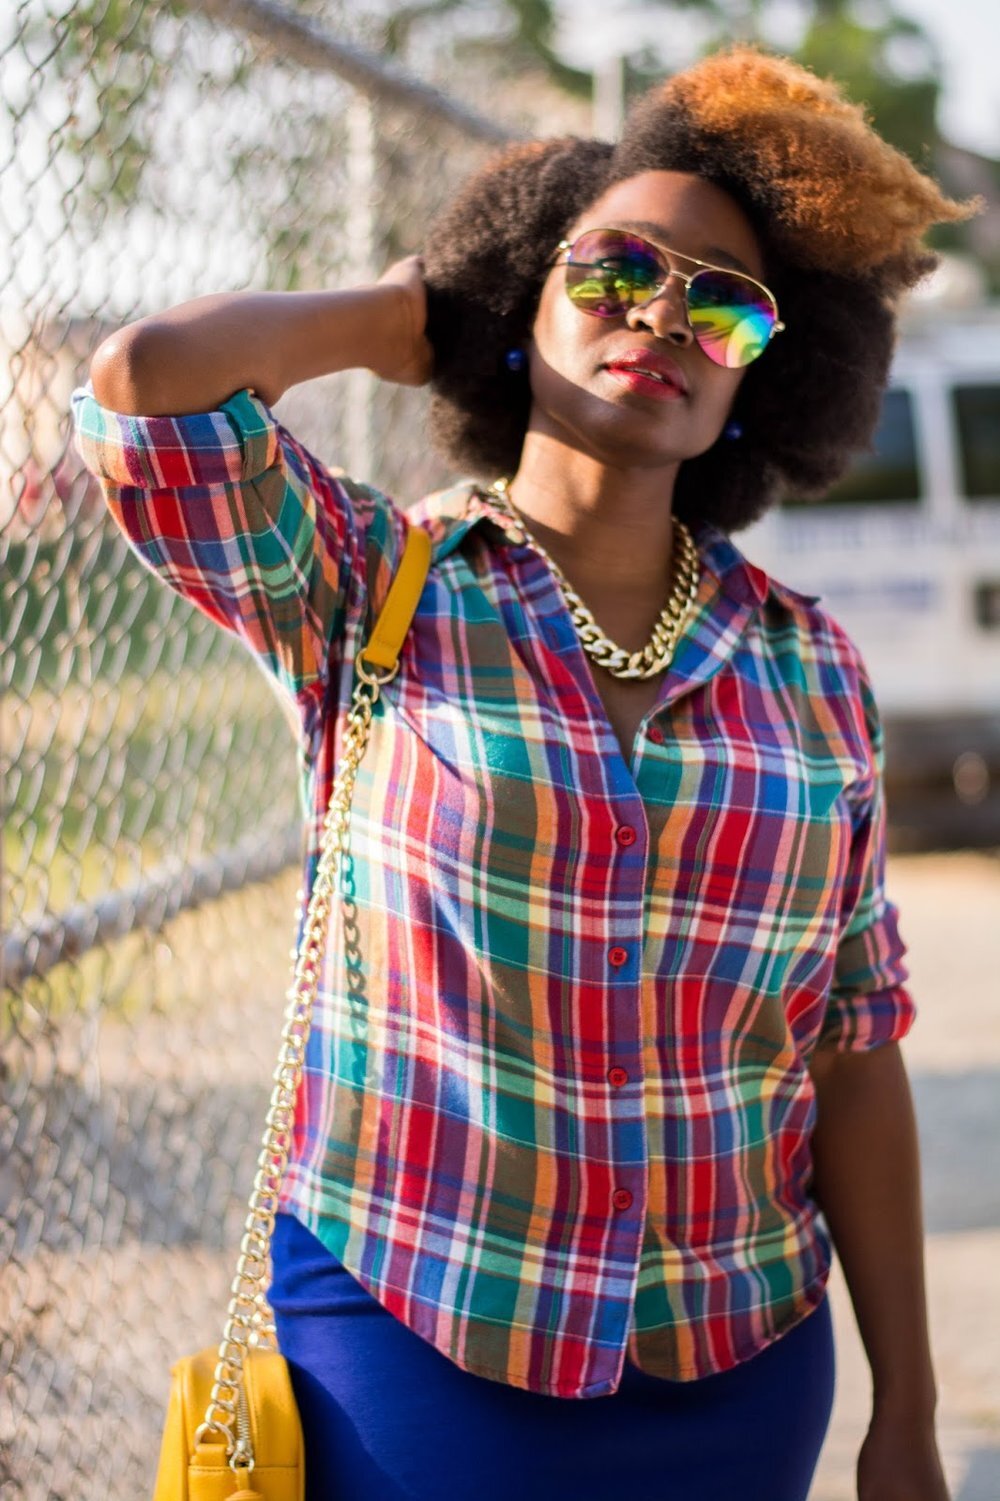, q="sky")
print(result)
[557,0,1000,159]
